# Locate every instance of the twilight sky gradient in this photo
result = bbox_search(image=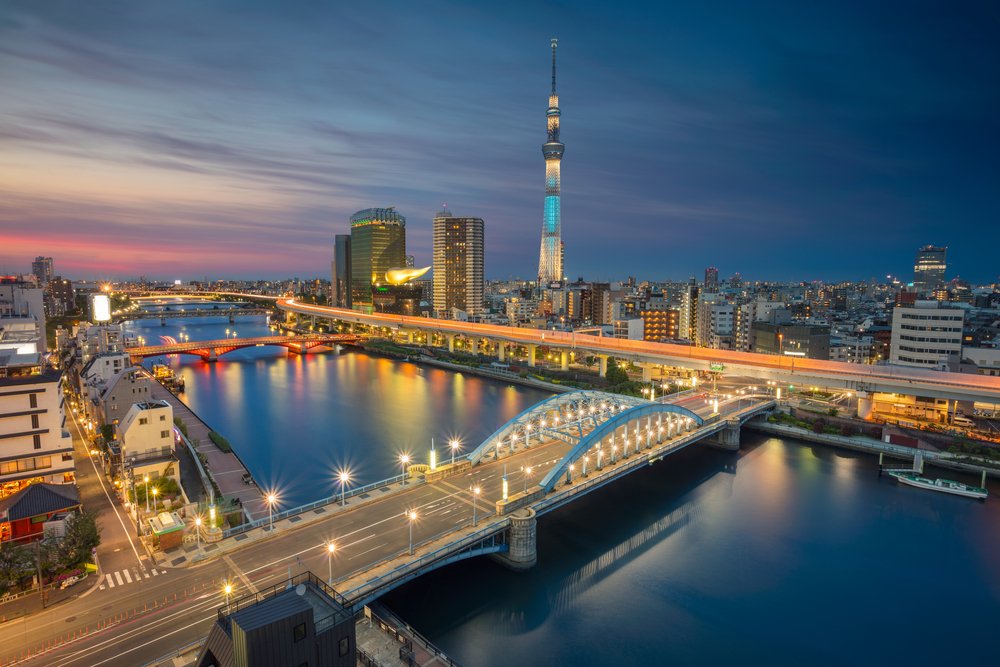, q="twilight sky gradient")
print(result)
[1,1,998,282]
